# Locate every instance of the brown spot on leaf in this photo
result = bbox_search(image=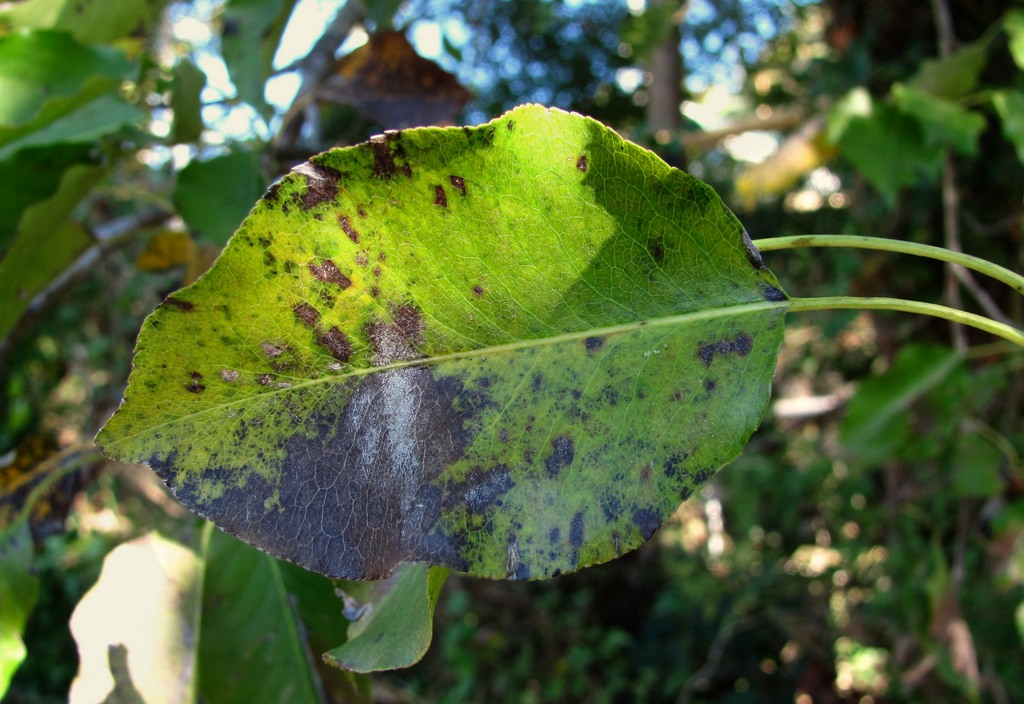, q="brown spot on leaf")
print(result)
[544,436,575,477]
[584,336,605,352]
[433,185,448,208]
[261,341,286,358]
[741,229,768,271]
[257,374,273,386]
[164,296,194,312]
[294,162,342,210]
[308,259,352,289]
[354,252,368,266]
[369,134,412,180]
[316,327,351,363]
[697,333,754,367]
[472,284,484,297]
[449,175,466,196]
[576,155,588,172]
[339,215,360,243]
[293,302,320,328]
[220,369,239,382]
